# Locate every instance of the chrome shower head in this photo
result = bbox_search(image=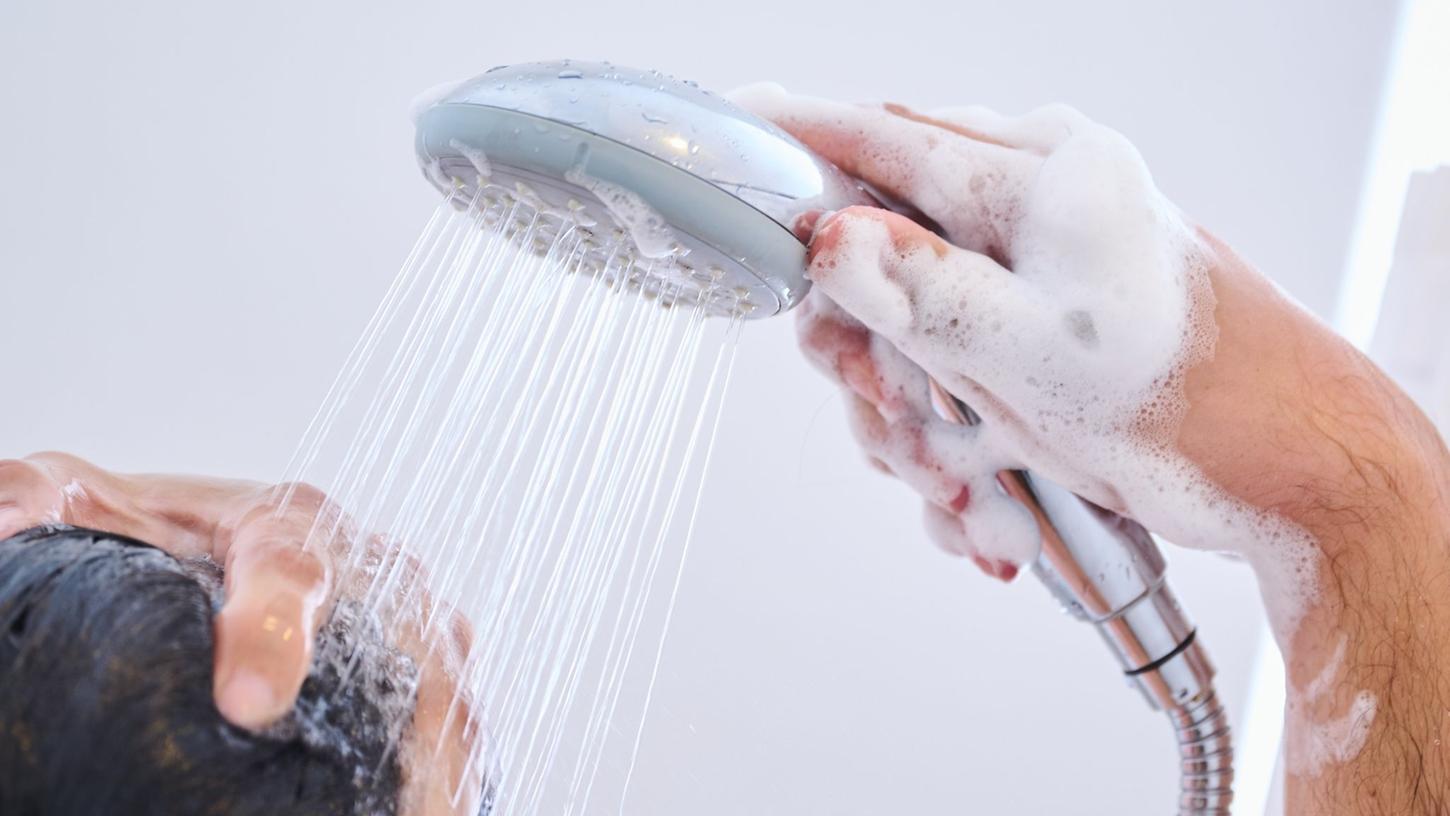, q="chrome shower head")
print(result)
[412,60,871,319]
